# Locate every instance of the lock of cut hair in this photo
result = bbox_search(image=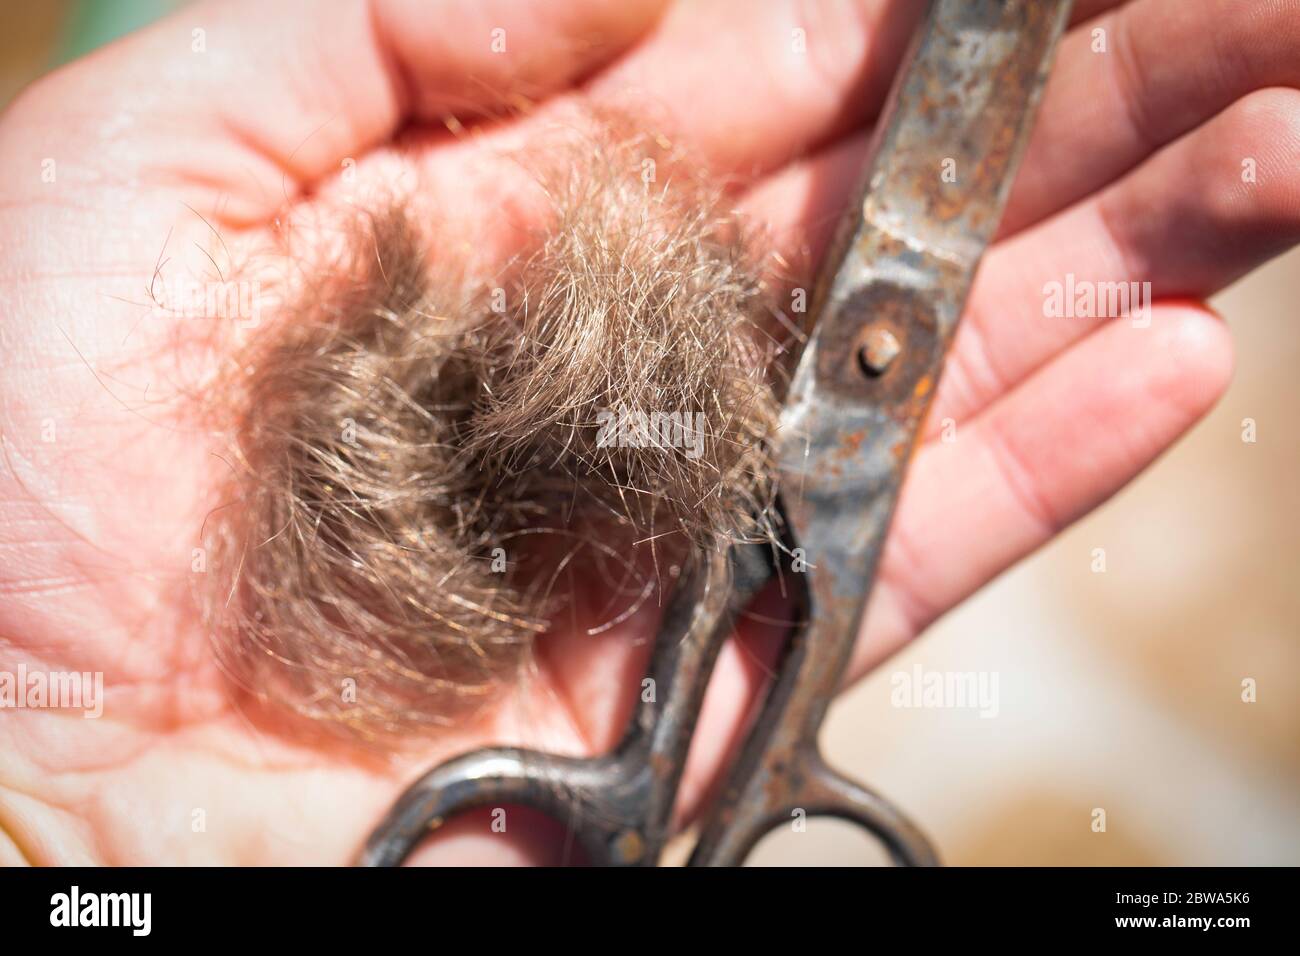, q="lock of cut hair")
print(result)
[199,127,784,738]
